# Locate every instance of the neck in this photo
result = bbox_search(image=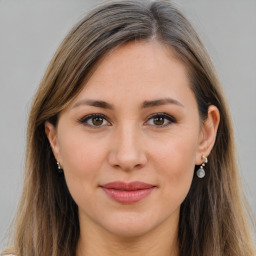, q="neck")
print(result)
[76,214,179,256]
